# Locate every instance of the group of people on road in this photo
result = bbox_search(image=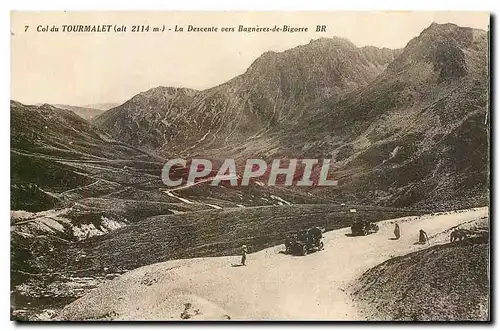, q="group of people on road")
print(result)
[393,222,429,244]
